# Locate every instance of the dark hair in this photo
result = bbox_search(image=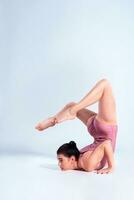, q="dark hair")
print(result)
[57,141,80,160]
